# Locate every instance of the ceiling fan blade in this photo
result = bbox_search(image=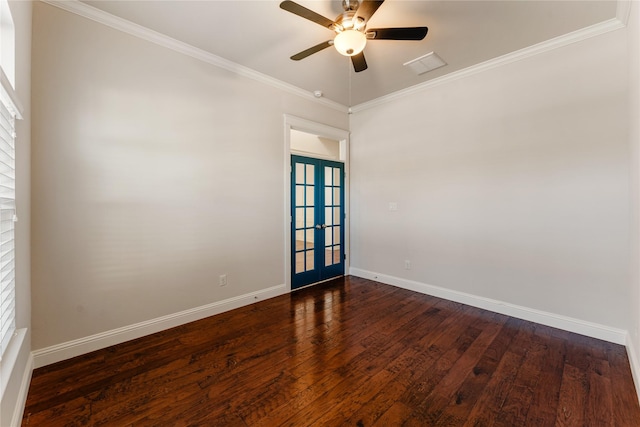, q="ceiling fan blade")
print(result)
[351,52,368,72]
[279,1,335,29]
[366,27,428,40]
[355,0,385,23]
[291,40,333,61]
